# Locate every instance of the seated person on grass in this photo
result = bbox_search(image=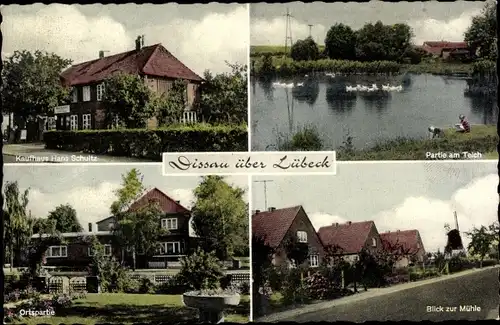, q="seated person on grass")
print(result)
[455,114,471,133]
